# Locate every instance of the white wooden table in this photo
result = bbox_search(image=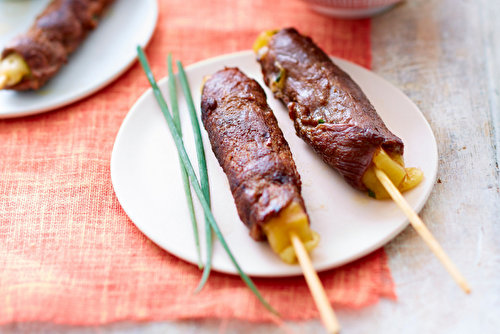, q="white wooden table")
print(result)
[1,0,498,333]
